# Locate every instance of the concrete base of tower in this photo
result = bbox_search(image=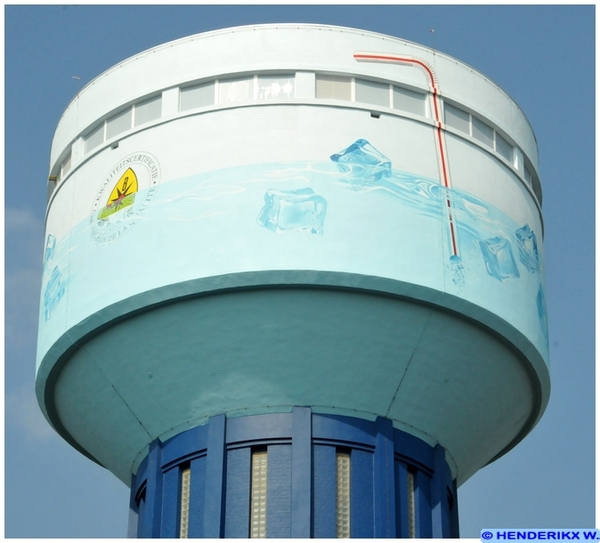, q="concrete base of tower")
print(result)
[129,408,459,538]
